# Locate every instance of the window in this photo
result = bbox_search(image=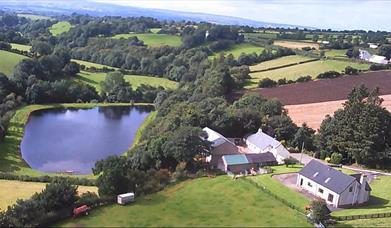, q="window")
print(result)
[349,186,353,192]
[328,193,334,202]
[318,188,324,194]
[307,182,312,187]
[313,172,319,177]
[300,178,303,186]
